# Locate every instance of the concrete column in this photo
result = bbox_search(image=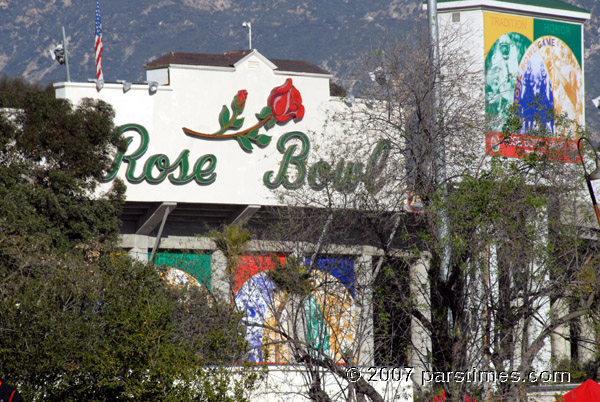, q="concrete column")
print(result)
[356,253,374,366]
[550,299,571,364]
[409,255,432,386]
[128,234,149,262]
[577,315,596,363]
[210,249,231,302]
